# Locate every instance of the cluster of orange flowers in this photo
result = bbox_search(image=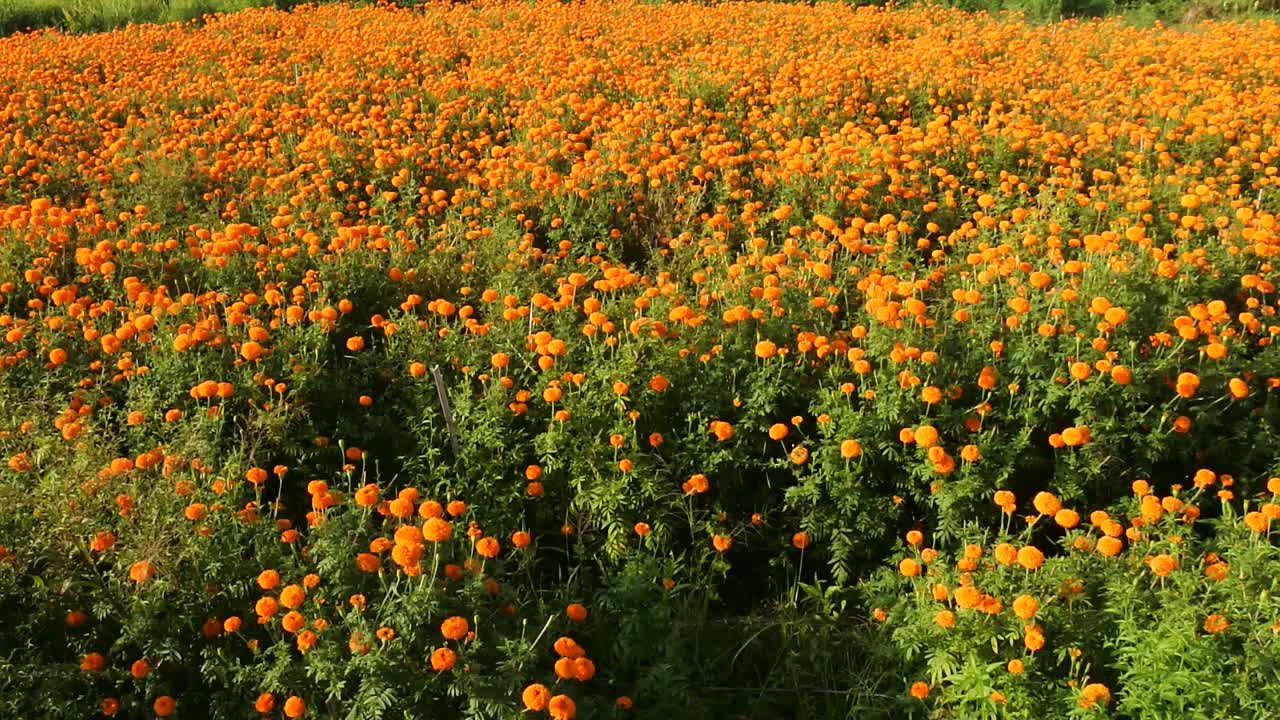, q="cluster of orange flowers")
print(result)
[519,634,605,720]
[2,1,1280,715]
[890,470,1272,702]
